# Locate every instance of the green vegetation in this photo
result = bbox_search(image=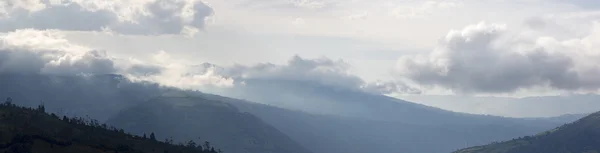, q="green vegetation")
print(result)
[454,111,600,153]
[0,97,221,153]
